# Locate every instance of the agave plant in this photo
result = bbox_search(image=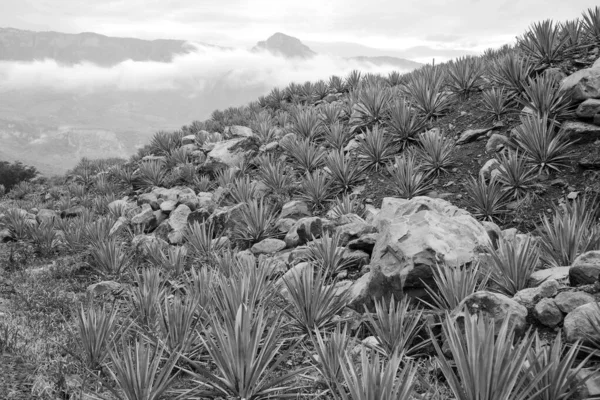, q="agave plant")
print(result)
[404,65,453,119]
[415,129,455,176]
[431,313,546,400]
[4,208,36,241]
[27,220,58,256]
[518,19,569,66]
[328,75,347,93]
[513,115,574,174]
[356,125,396,171]
[479,87,513,121]
[137,160,167,189]
[518,74,574,120]
[232,199,279,246]
[324,150,364,194]
[304,231,353,276]
[526,333,596,400]
[281,263,350,335]
[345,70,362,91]
[560,19,584,51]
[422,263,490,311]
[319,103,343,125]
[229,175,259,205]
[488,53,534,98]
[387,153,434,199]
[257,156,294,197]
[363,296,428,357]
[323,122,353,151]
[178,305,308,399]
[156,292,201,356]
[299,170,333,211]
[289,107,323,139]
[582,6,600,44]
[280,137,326,173]
[487,235,540,296]
[465,176,511,222]
[149,130,182,156]
[496,151,537,199]
[313,80,330,101]
[89,238,131,277]
[130,267,166,330]
[76,302,123,371]
[105,338,180,400]
[385,98,427,149]
[328,194,365,220]
[349,84,393,132]
[309,325,352,397]
[335,347,418,400]
[447,56,485,99]
[537,195,600,267]
[184,221,226,264]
